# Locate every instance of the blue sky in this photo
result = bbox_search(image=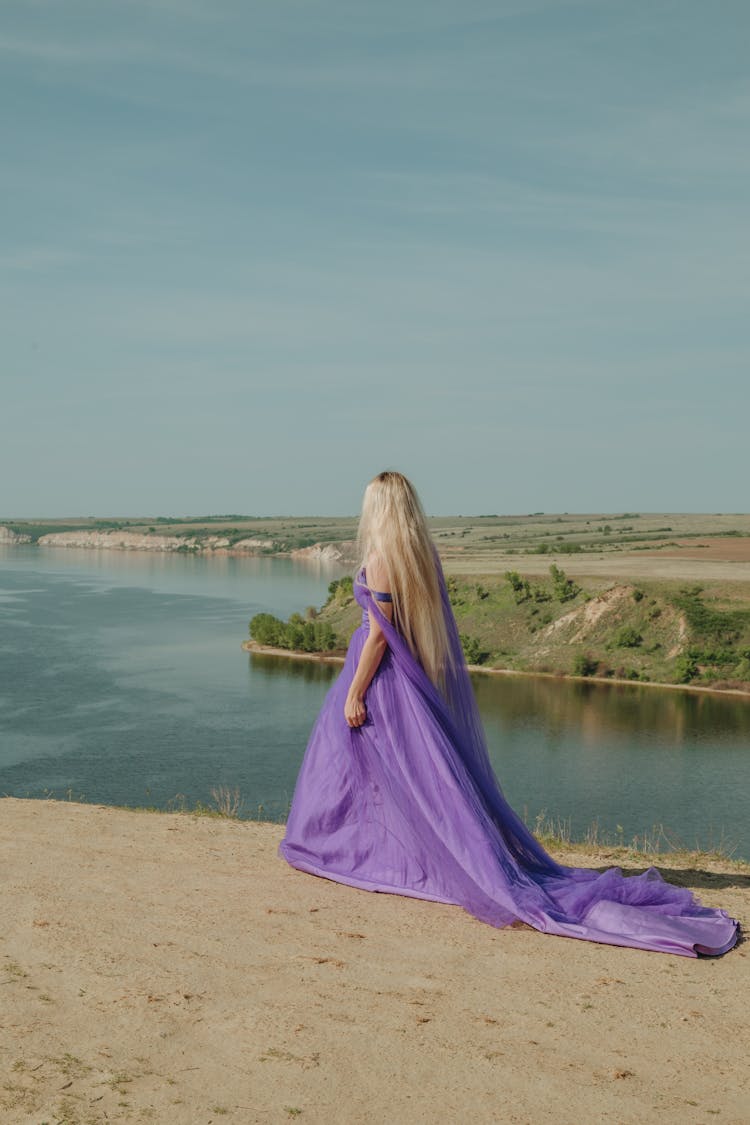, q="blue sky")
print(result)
[2,1,748,517]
